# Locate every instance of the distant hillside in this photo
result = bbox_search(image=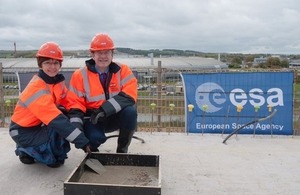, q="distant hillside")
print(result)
[0,48,205,58]
[116,48,203,57]
[1,48,299,66]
